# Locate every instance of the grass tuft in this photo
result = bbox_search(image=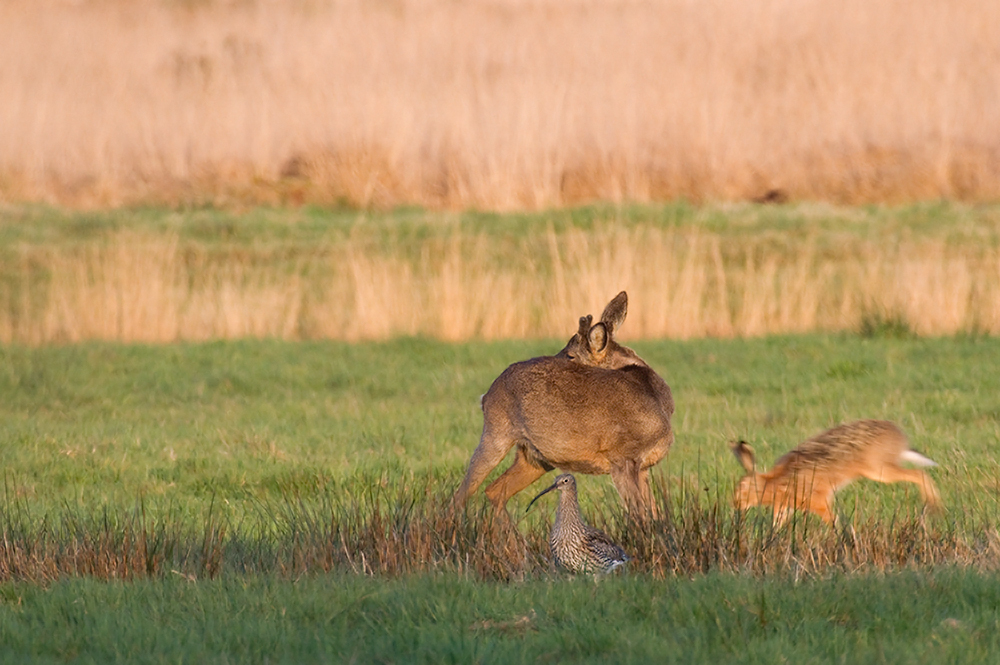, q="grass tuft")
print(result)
[858,309,915,339]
